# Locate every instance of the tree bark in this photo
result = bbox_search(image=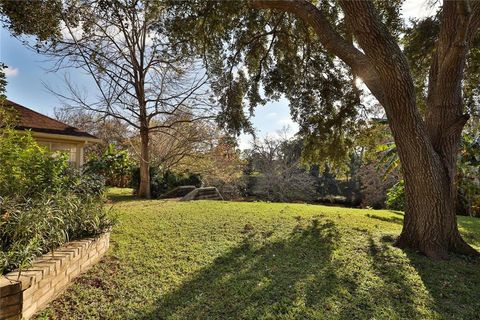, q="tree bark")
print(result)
[251,0,480,258]
[394,1,478,258]
[394,132,476,258]
[138,124,151,199]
